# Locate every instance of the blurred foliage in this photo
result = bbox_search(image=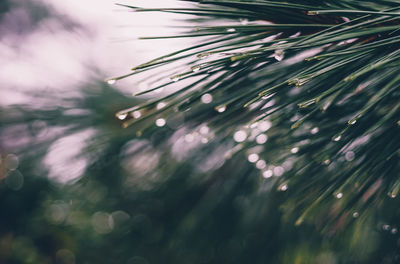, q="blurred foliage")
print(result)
[1,0,400,264]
